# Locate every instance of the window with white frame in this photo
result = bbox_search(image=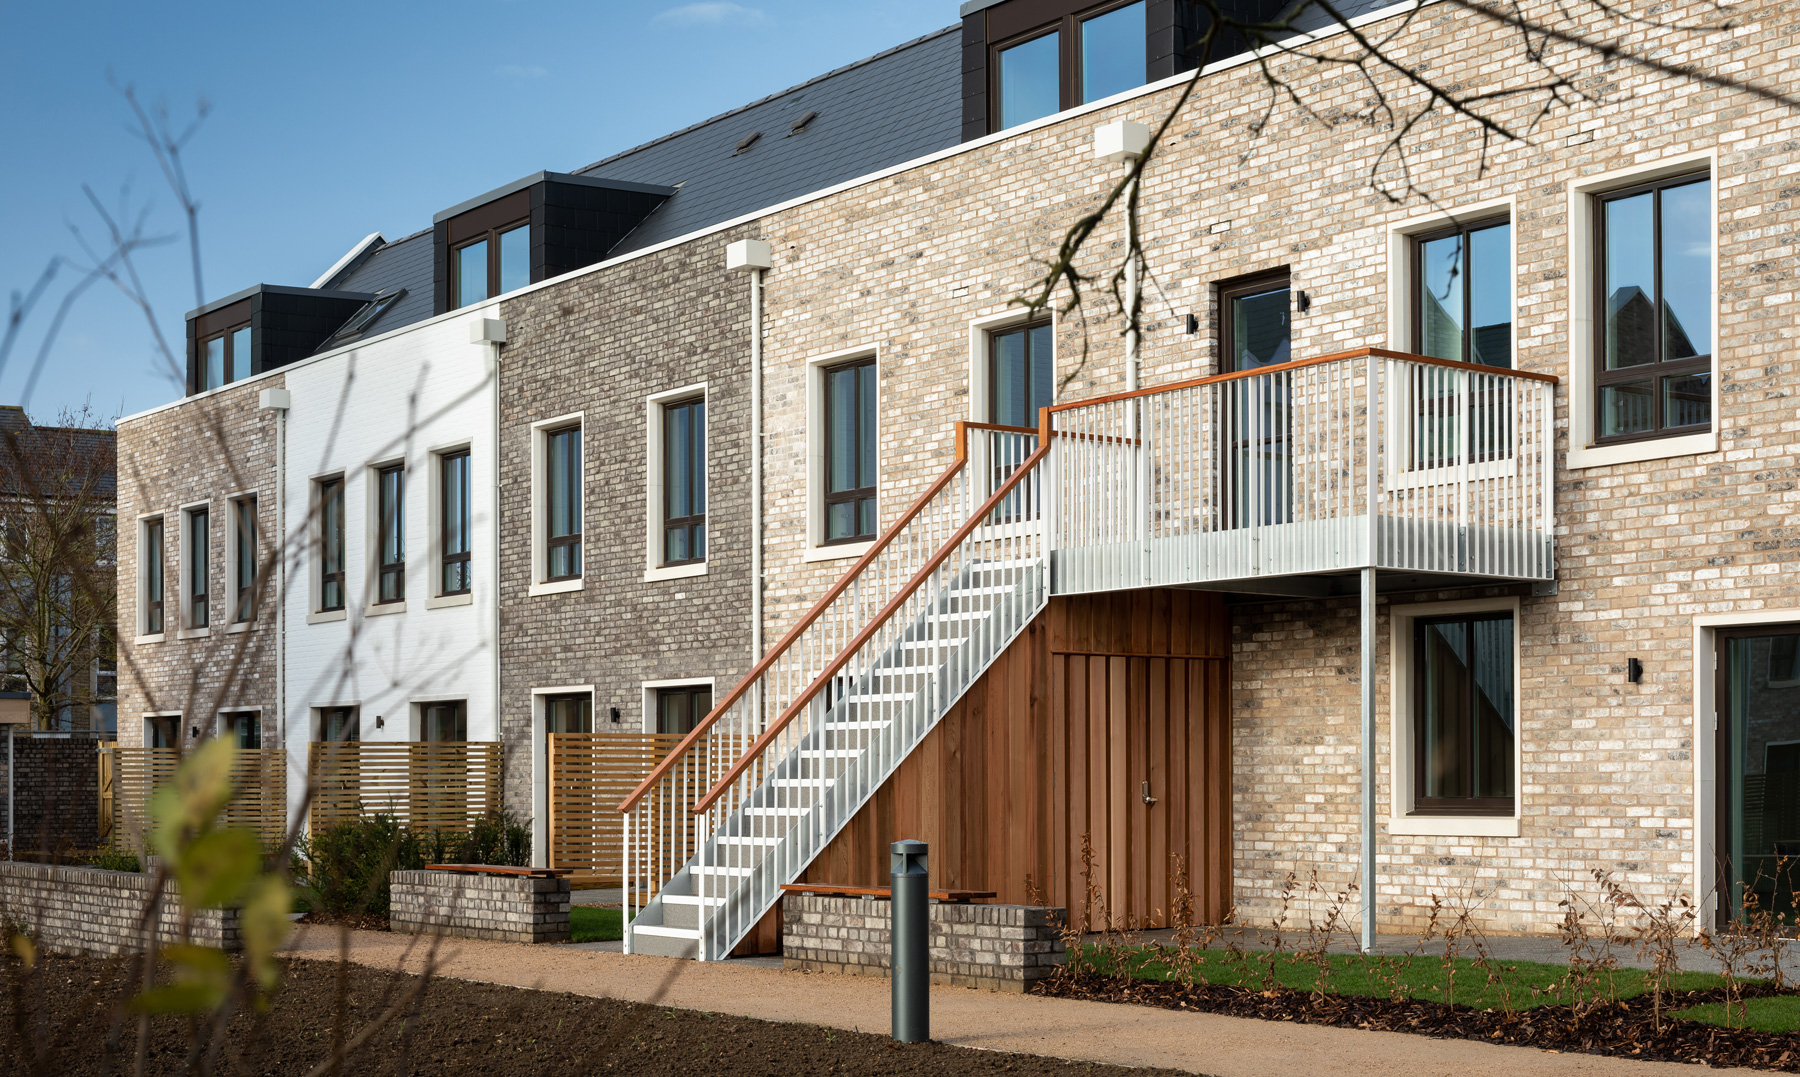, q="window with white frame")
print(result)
[317,476,346,612]
[374,463,405,604]
[140,516,165,635]
[646,387,707,576]
[182,505,210,630]
[540,422,583,583]
[821,357,877,545]
[230,496,257,623]
[438,448,472,596]
[146,714,179,749]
